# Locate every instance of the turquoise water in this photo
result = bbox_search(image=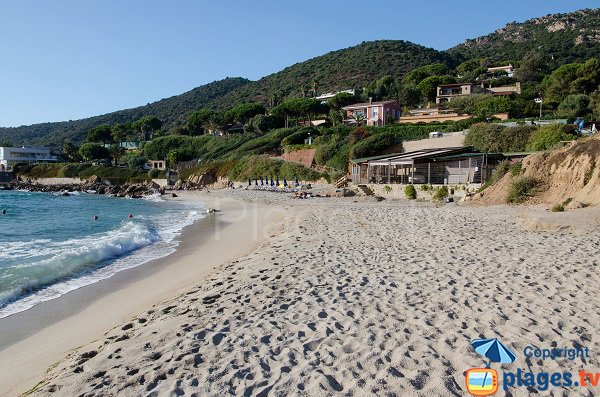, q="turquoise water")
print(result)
[0,190,204,317]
